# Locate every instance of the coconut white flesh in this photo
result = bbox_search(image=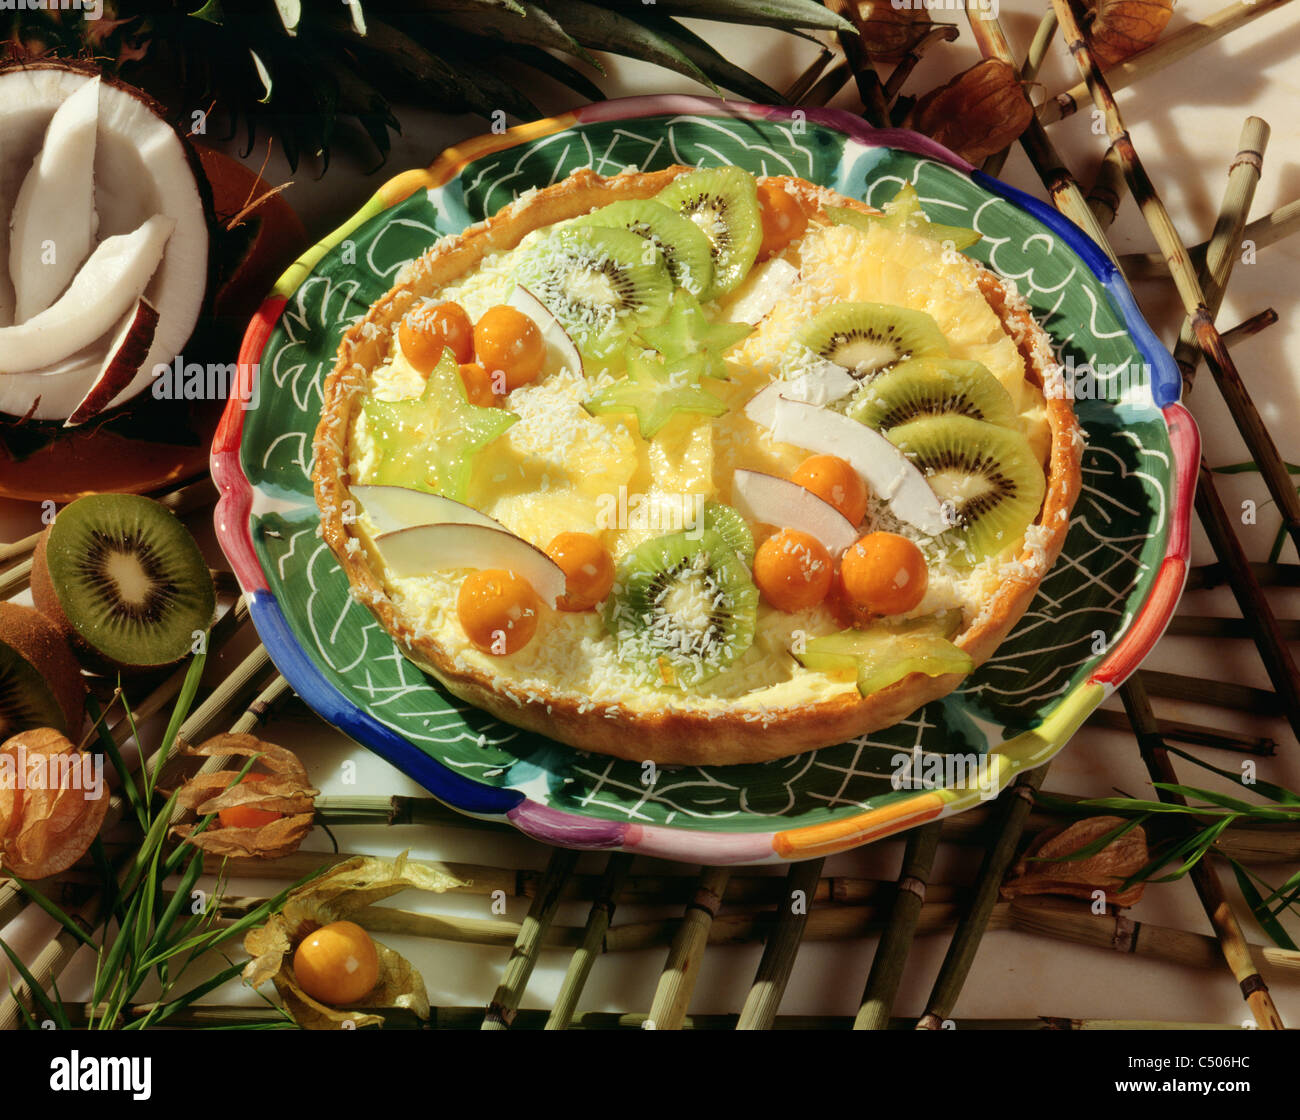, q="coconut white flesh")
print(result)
[0,299,149,420]
[373,523,566,609]
[732,468,859,555]
[0,215,173,372]
[9,77,100,324]
[743,361,858,428]
[724,256,799,325]
[351,484,504,536]
[507,284,583,376]
[761,397,951,537]
[0,68,208,411]
[65,298,159,427]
